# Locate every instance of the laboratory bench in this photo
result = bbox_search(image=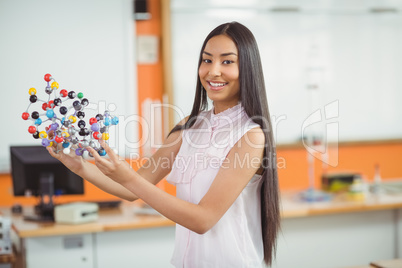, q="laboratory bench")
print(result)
[1,204,175,268]
[1,189,402,268]
[277,190,402,267]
